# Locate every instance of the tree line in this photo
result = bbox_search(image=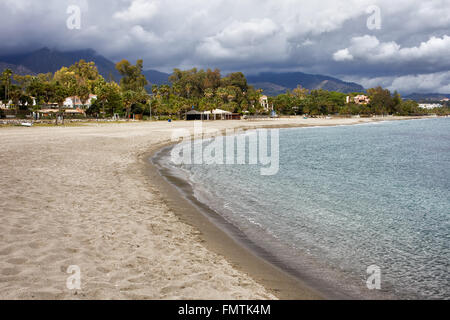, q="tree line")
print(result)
[1,59,448,120]
[270,86,449,116]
